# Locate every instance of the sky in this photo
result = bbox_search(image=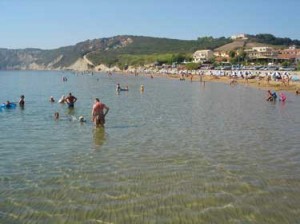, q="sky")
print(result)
[0,0,300,49]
